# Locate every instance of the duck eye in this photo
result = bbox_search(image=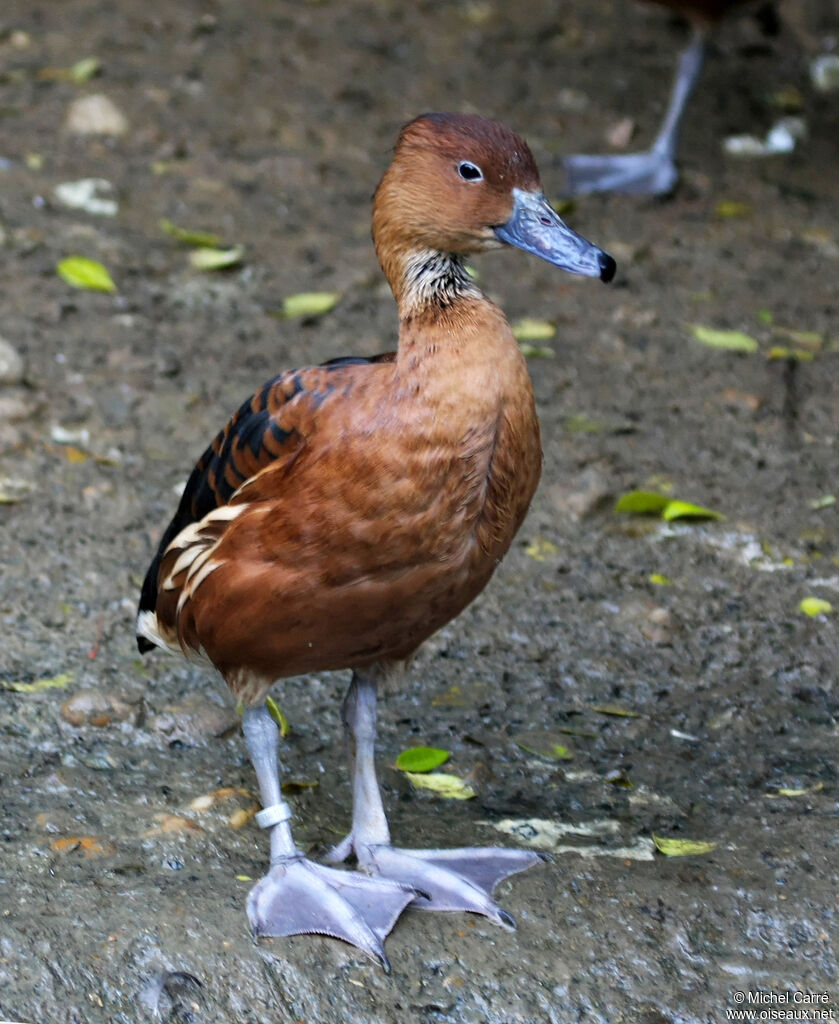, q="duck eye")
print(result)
[457,161,483,182]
